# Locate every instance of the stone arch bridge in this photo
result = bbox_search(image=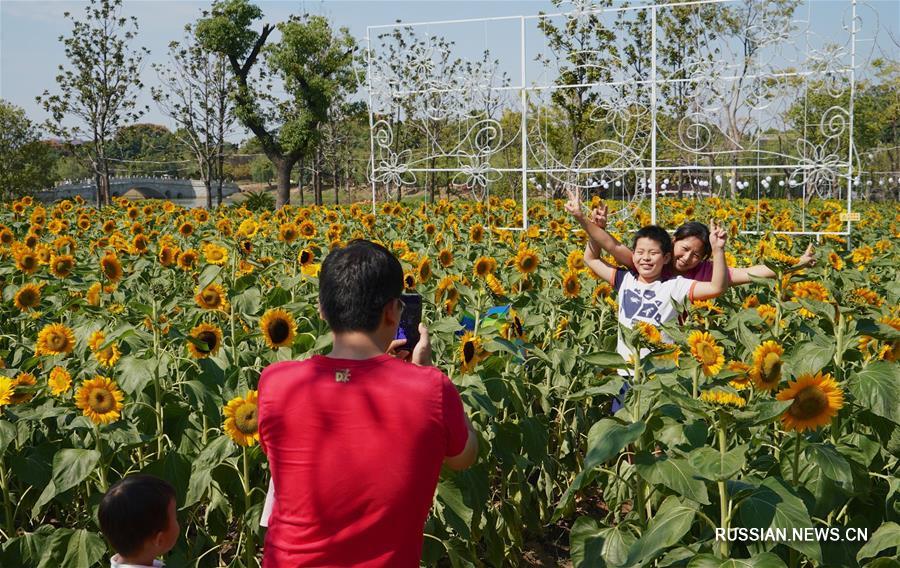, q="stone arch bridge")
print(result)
[38,177,241,202]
